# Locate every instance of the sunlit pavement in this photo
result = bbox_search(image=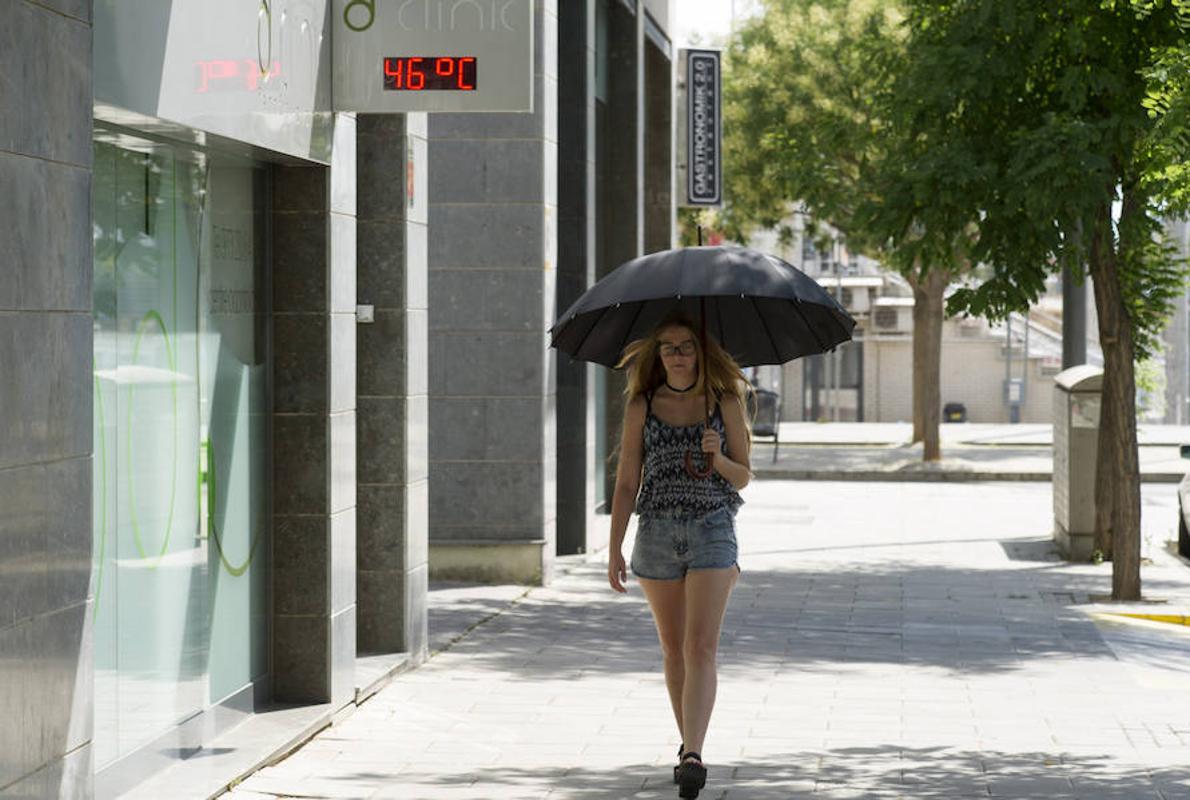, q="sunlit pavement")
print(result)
[225,482,1190,799]
[751,423,1190,481]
